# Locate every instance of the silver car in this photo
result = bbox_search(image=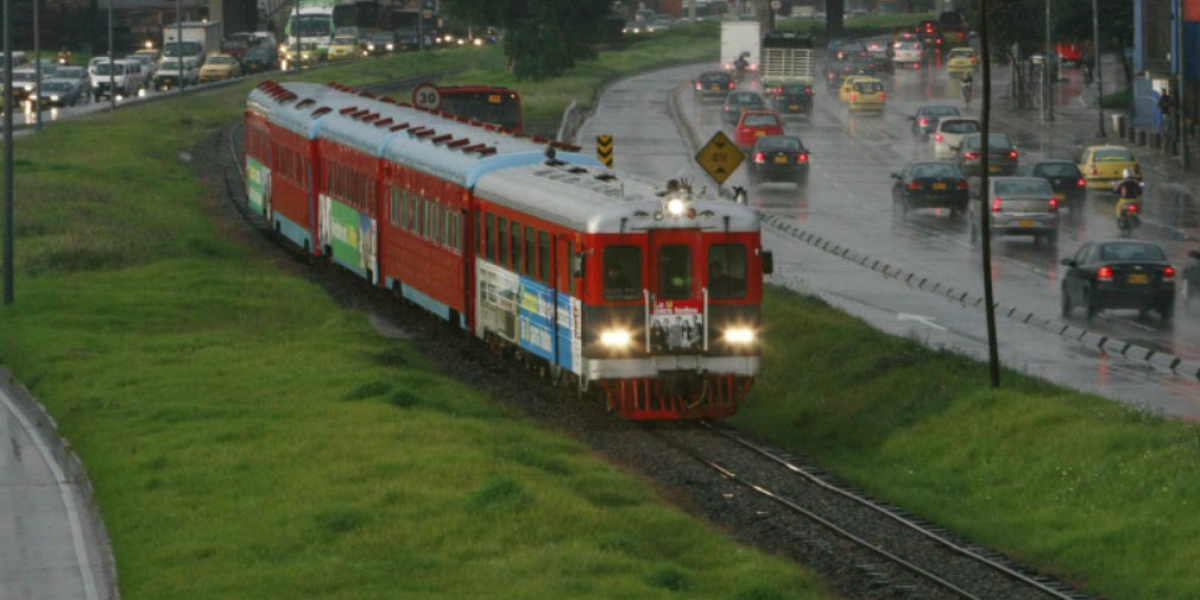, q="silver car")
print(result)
[970,176,1060,246]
